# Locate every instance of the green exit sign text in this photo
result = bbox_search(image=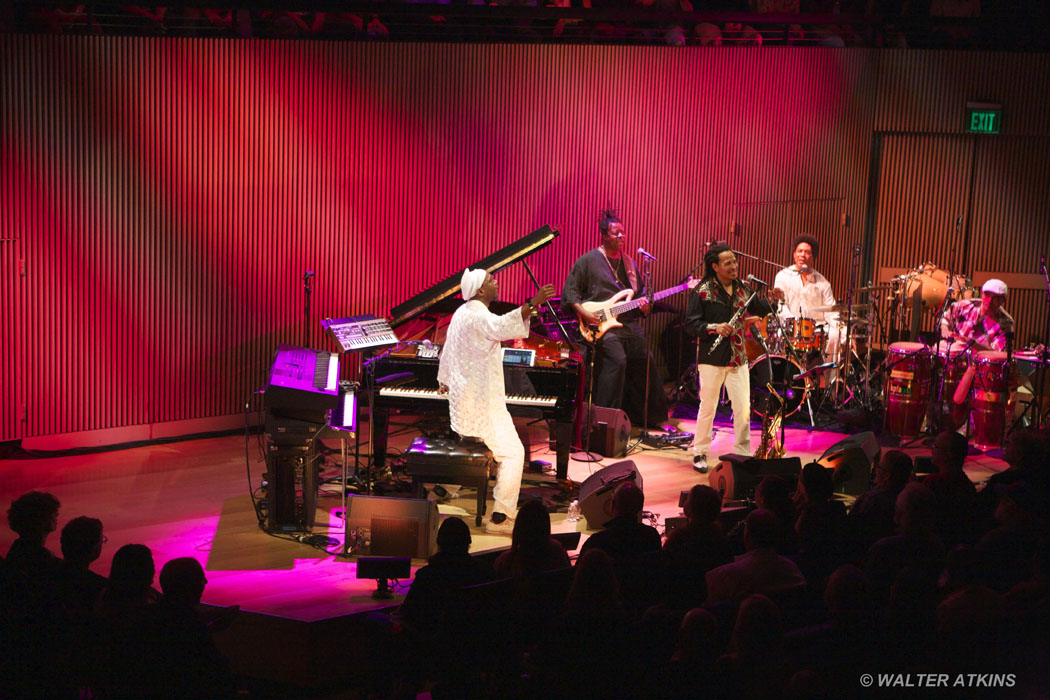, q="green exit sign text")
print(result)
[966,101,1001,134]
